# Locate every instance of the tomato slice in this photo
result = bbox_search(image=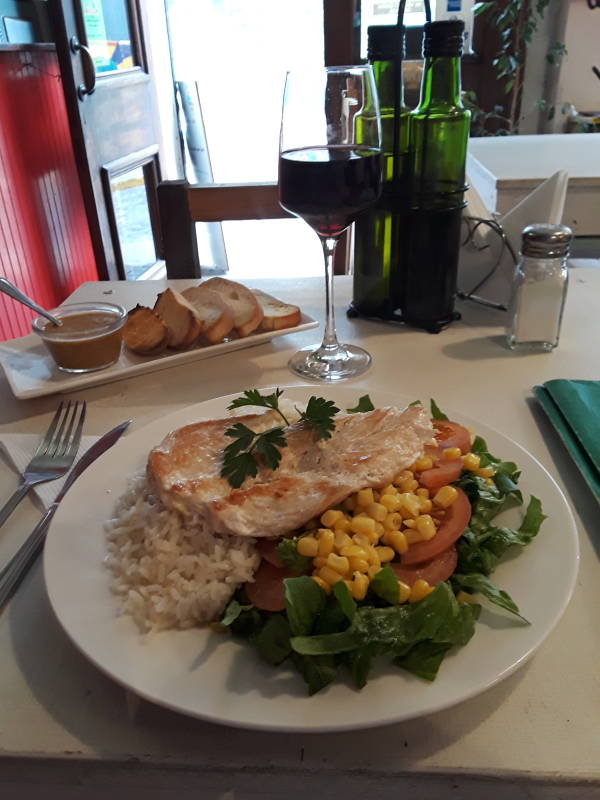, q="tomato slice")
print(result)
[255,538,284,568]
[245,560,294,612]
[419,458,463,491]
[391,546,457,586]
[426,420,471,457]
[402,487,471,565]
